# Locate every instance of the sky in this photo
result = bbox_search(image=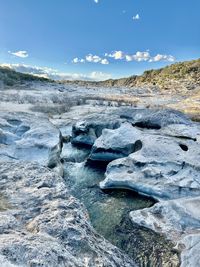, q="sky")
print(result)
[0,0,200,81]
